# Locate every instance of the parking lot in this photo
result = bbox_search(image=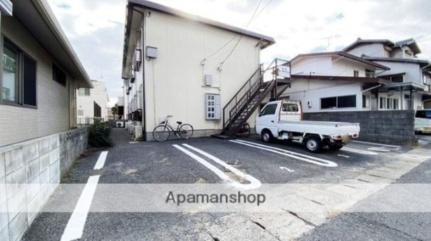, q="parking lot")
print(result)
[23,129,431,241]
